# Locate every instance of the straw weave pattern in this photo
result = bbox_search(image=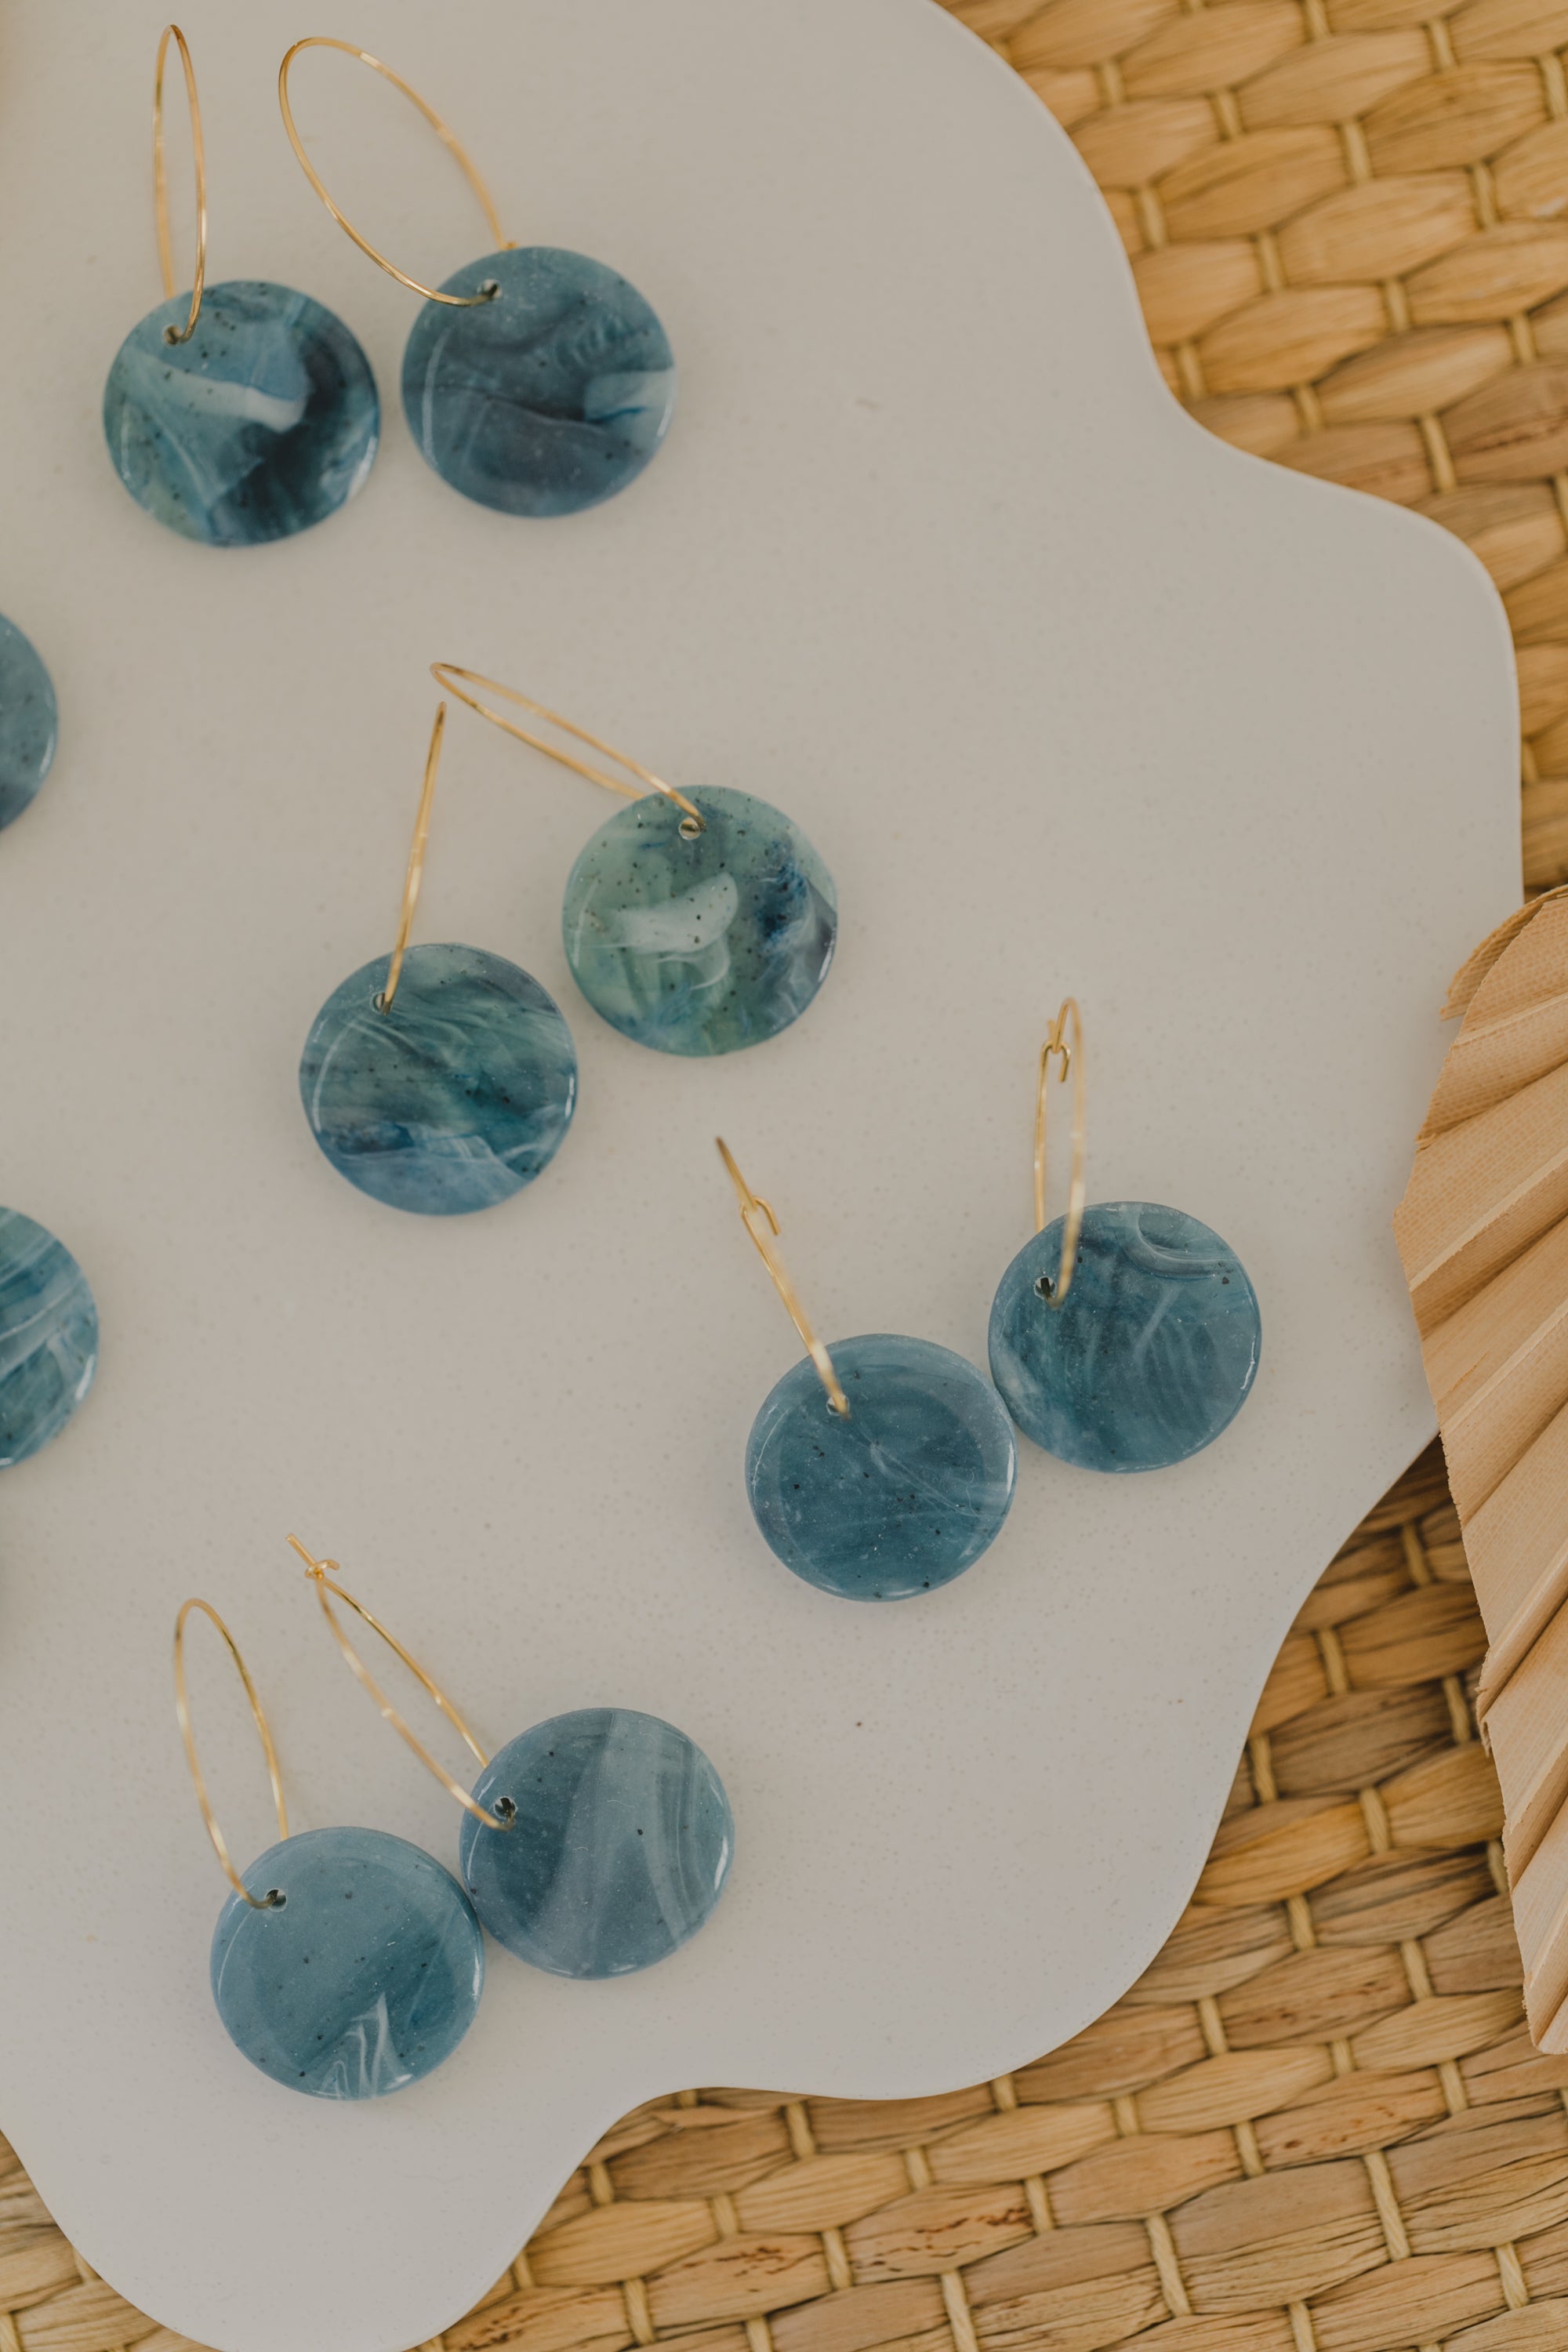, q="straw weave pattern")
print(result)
[5,8,1564,2349]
